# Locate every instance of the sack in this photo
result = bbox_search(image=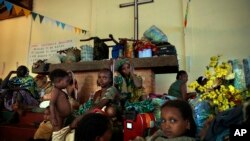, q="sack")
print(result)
[154,42,177,56]
[93,37,109,60]
[143,25,168,43]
